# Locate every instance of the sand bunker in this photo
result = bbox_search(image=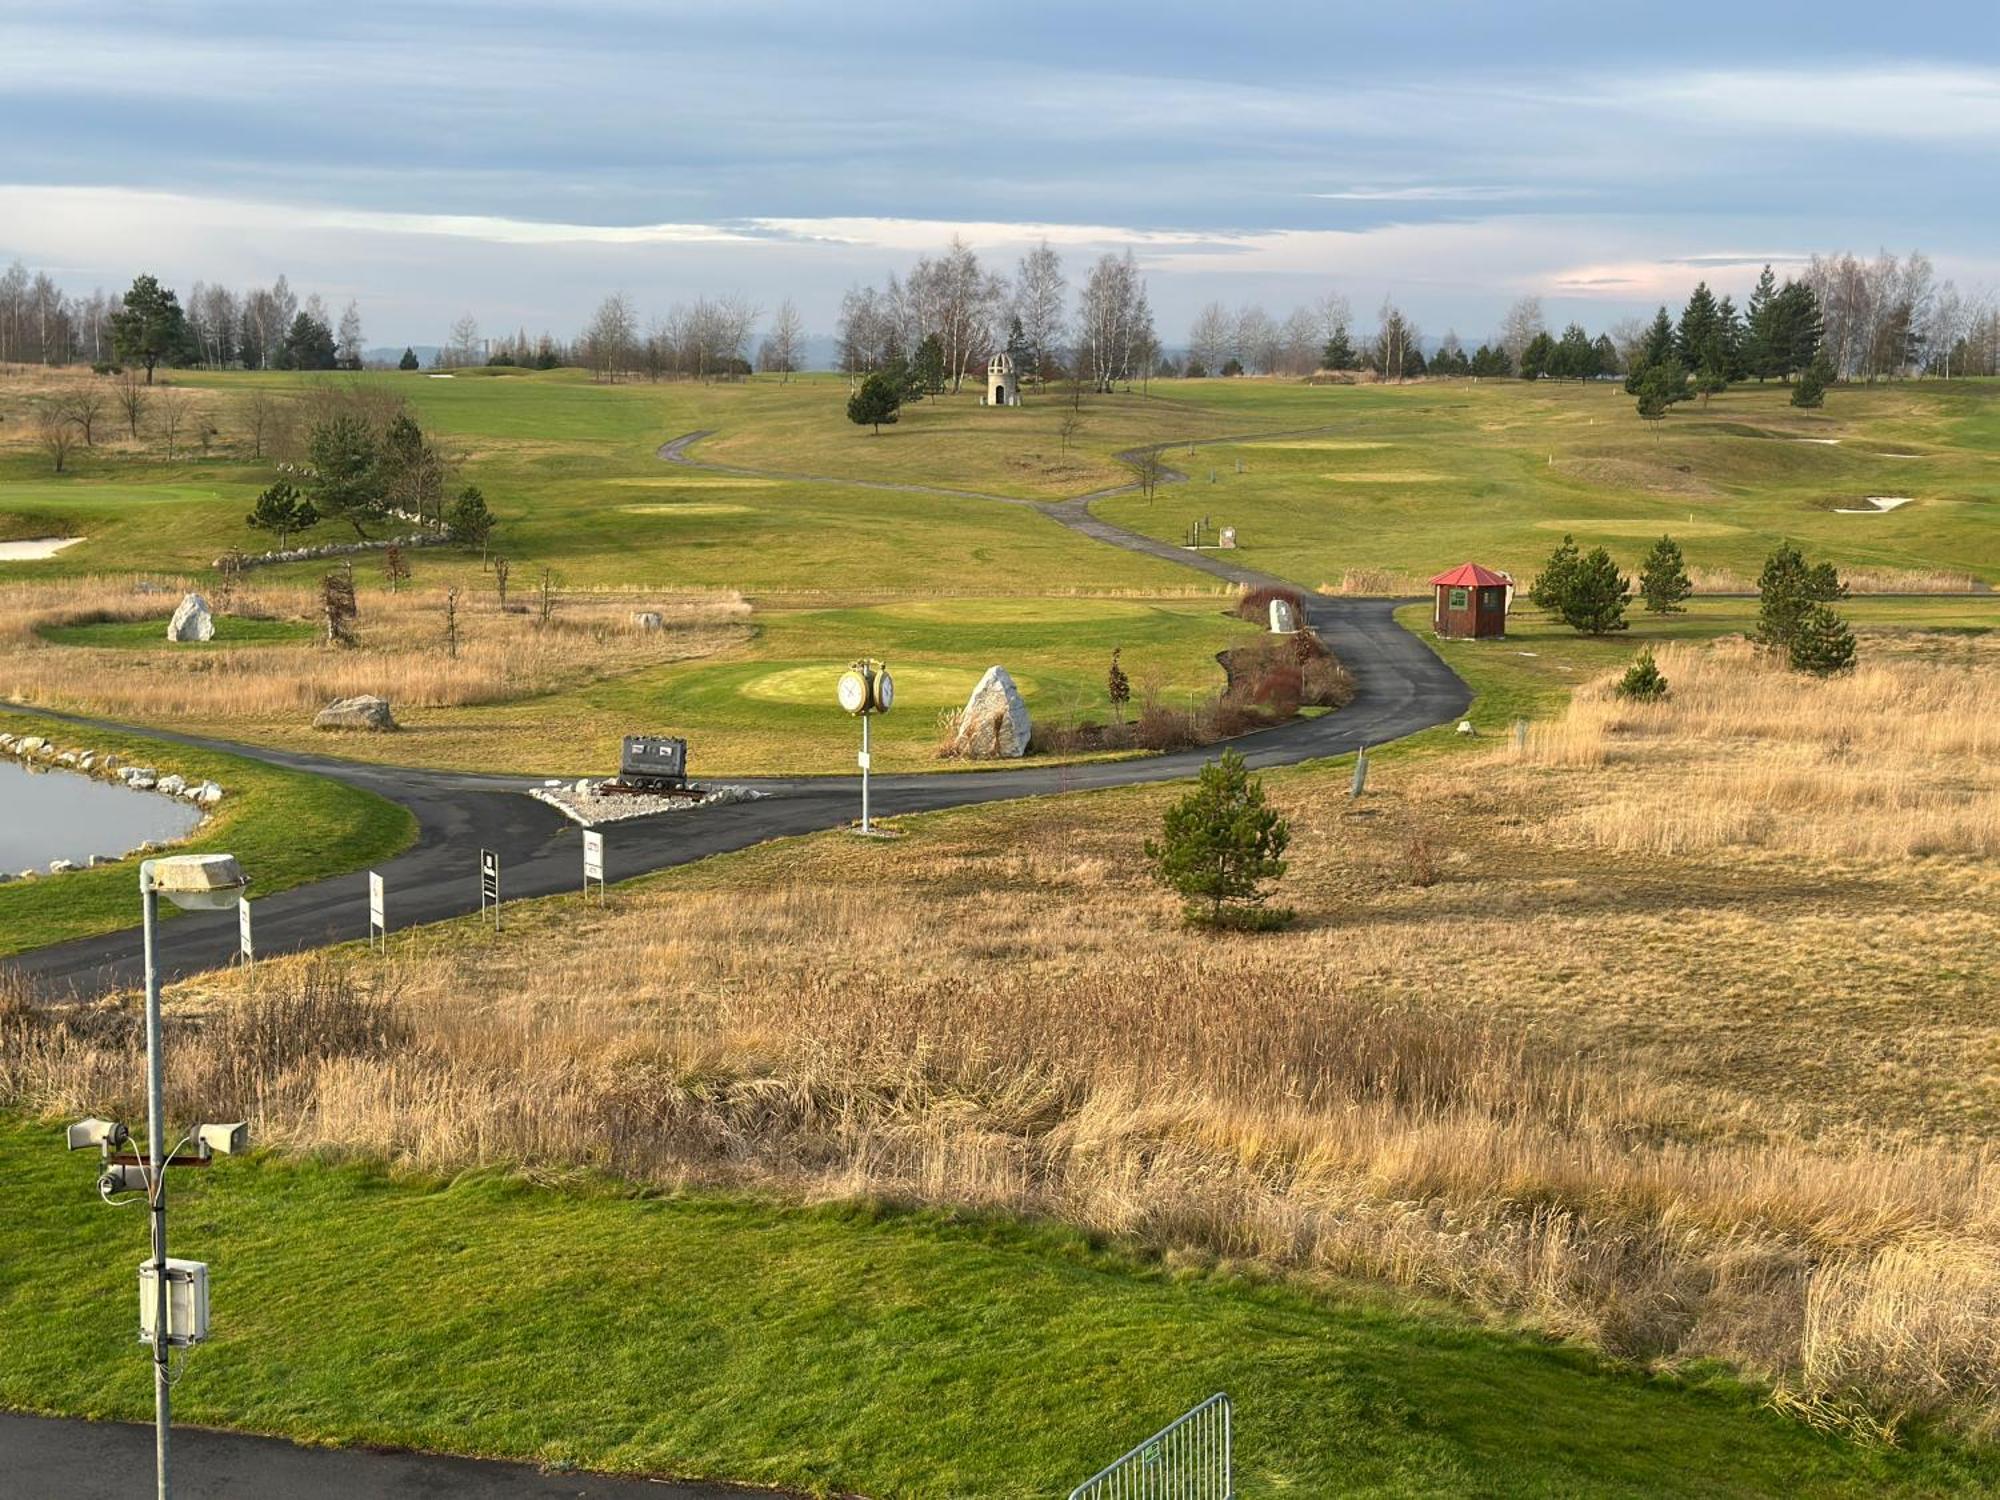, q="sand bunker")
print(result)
[0,537,84,561]
[1832,497,1915,514]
